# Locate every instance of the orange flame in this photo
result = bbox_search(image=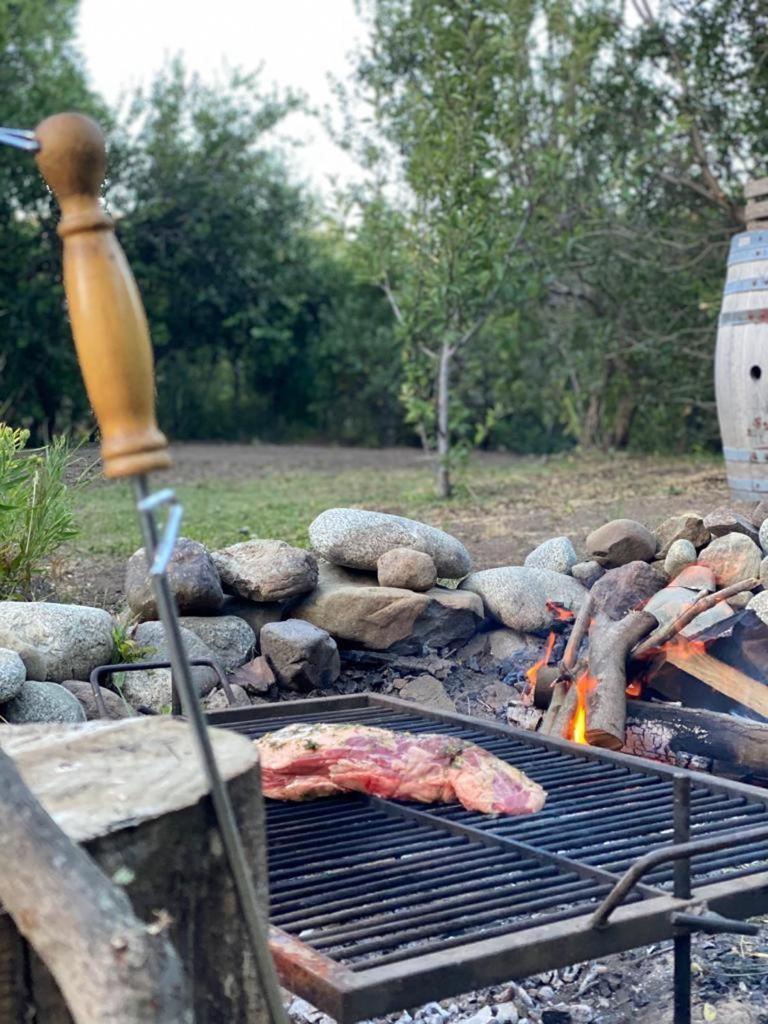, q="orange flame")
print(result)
[568,671,597,745]
[546,601,575,622]
[663,636,707,659]
[523,631,556,705]
[625,680,642,698]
